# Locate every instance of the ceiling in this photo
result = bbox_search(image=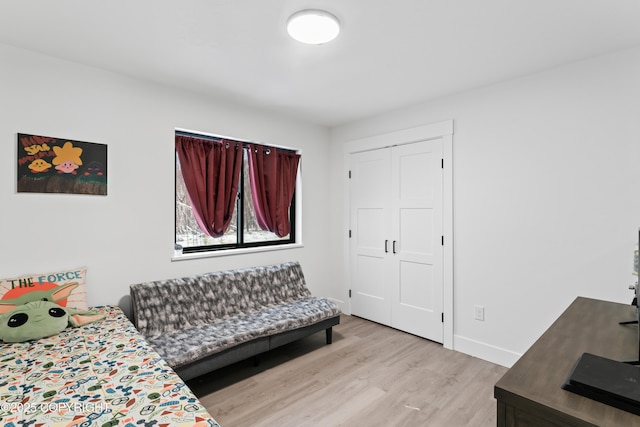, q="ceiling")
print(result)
[1,1,640,127]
